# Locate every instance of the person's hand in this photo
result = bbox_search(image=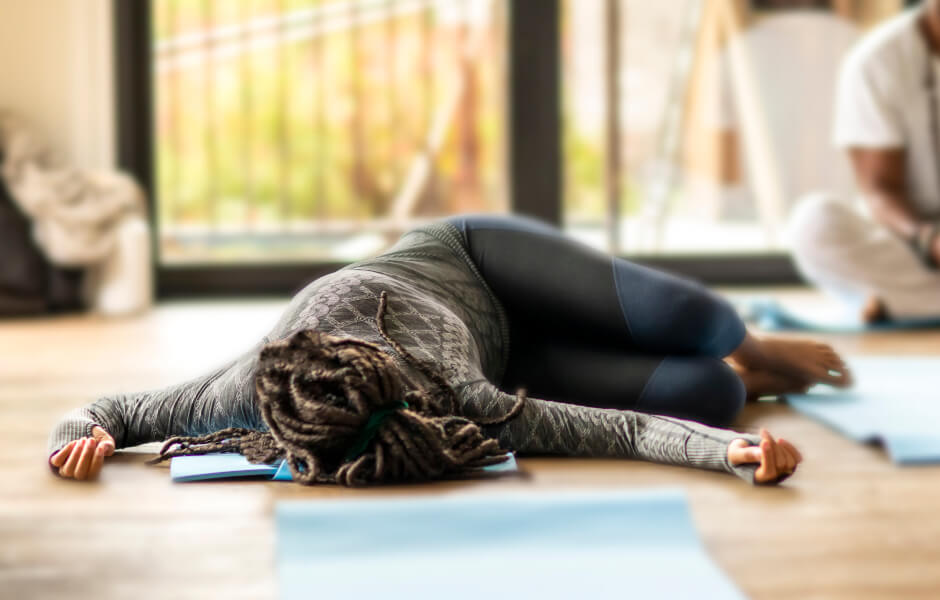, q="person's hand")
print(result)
[728,428,802,485]
[49,426,115,480]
